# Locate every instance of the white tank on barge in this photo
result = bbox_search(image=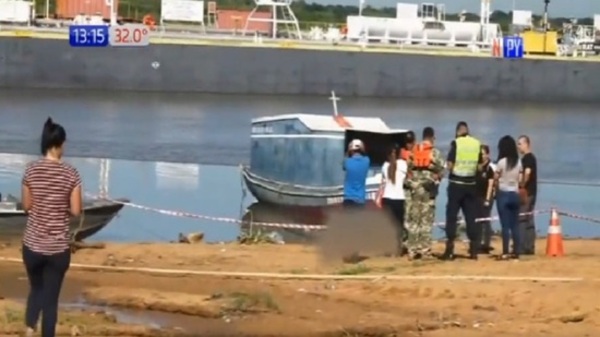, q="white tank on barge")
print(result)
[346,2,501,47]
